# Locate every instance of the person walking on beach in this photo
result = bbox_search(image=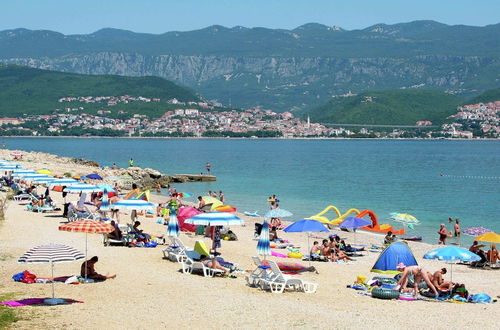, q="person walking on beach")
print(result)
[206,162,211,174]
[129,158,134,167]
[438,224,447,245]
